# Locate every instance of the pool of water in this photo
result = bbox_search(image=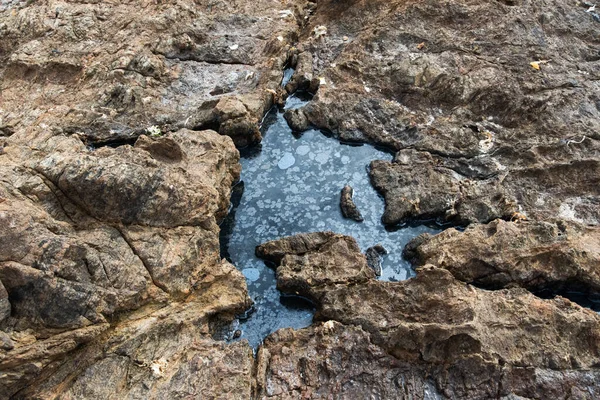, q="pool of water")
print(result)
[219,94,439,348]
